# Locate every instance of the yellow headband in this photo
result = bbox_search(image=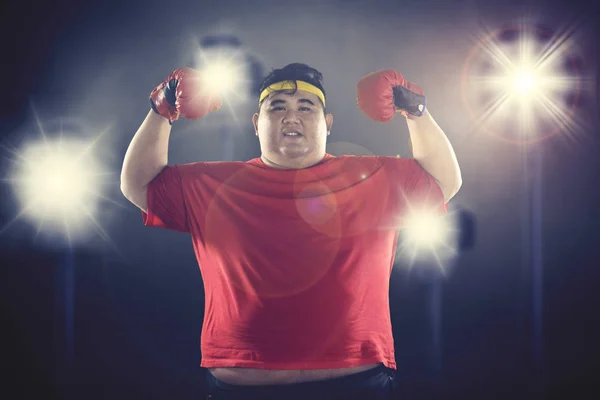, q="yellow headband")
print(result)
[259,80,326,107]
